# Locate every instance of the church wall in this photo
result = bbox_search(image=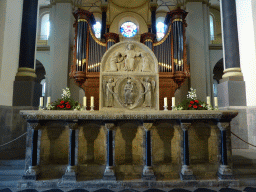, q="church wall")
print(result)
[209,7,222,44]
[0,0,23,106]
